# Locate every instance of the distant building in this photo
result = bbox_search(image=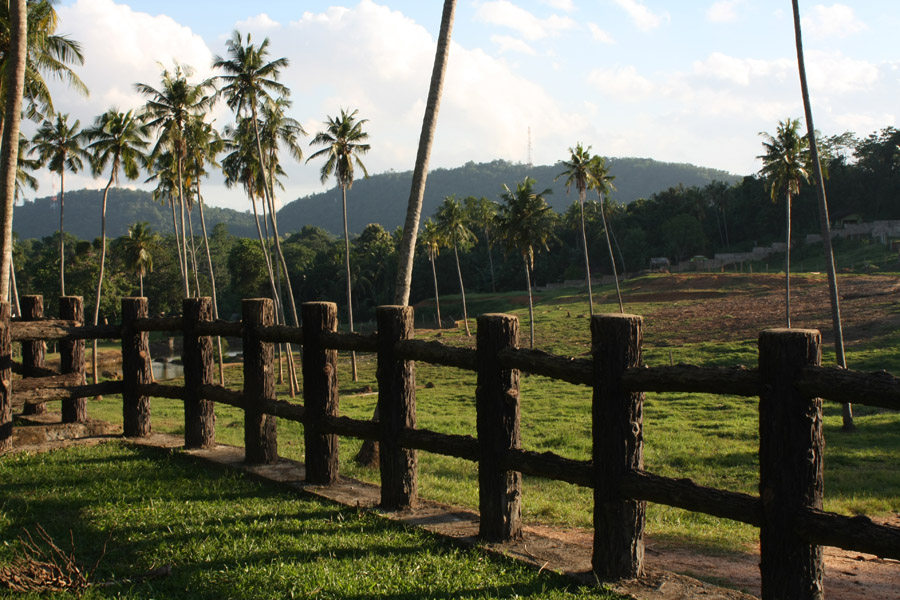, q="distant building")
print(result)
[650,257,670,272]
